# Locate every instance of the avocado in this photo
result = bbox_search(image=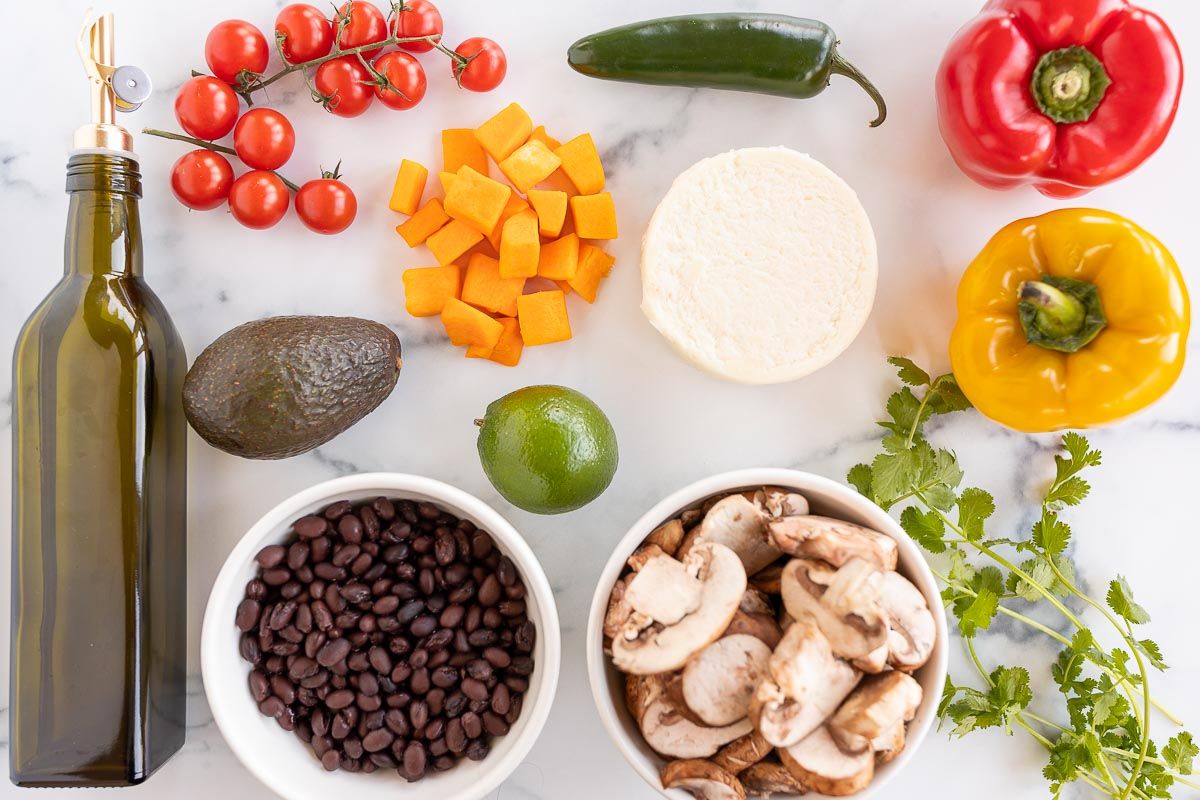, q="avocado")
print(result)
[183,316,402,459]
